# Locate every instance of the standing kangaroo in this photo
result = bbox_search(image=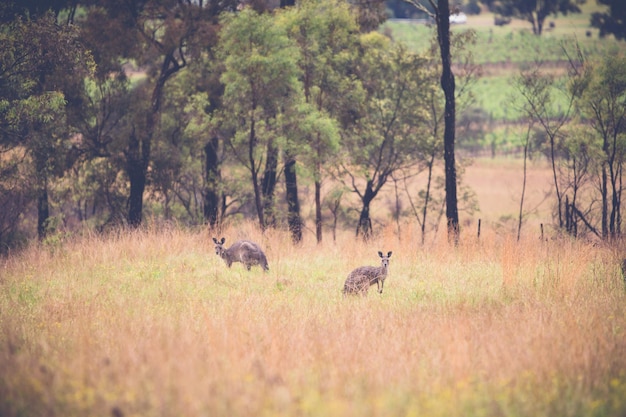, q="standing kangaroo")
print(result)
[343,251,392,296]
[212,237,269,271]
